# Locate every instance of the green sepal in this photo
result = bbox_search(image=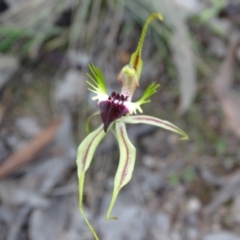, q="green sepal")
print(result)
[106,122,136,220]
[121,115,188,140]
[76,124,107,240]
[129,13,163,81]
